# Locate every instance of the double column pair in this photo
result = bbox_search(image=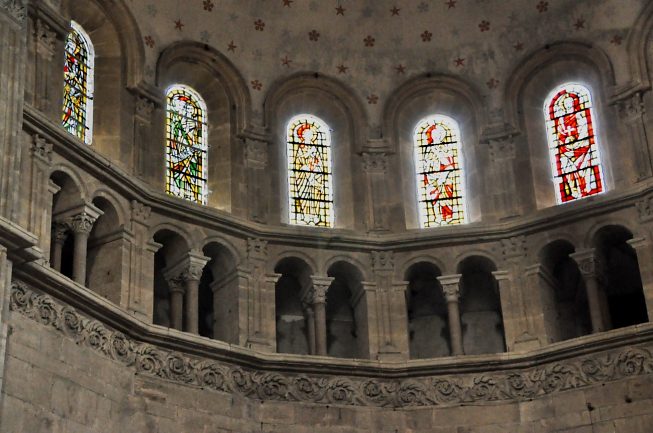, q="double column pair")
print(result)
[302,276,333,356]
[51,206,103,285]
[163,253,209,334]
